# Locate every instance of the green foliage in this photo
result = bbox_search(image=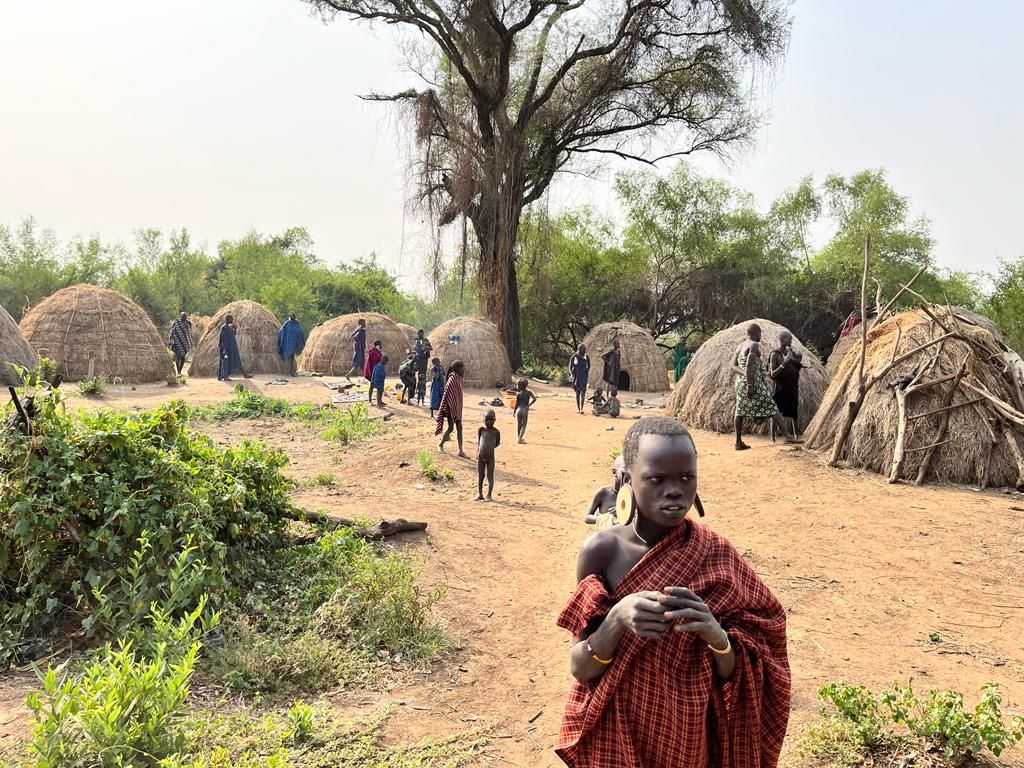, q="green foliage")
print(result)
[312,472,337,487]
[803,680,1024,766]
[416,448,454,482]
[77,373,108,396]
[286,702,316,744]
[207,527,447,696]
[0,393,293,664]
[16,357,57,387]
[985,255,1024,354]
[520,352,570,386]
[193,386,385,448]
[23,598,211,767]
